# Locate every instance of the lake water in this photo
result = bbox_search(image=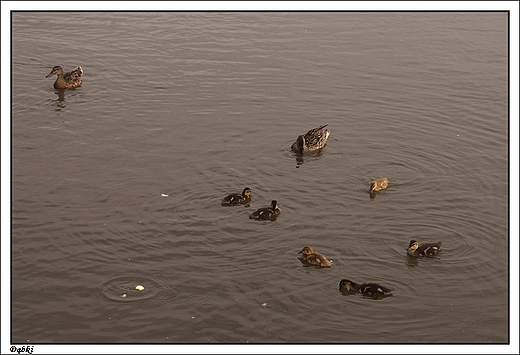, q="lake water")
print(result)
[7,10,514,352]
